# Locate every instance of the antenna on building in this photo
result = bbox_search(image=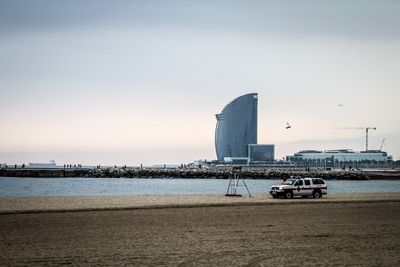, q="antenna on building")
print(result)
[225,166,252,197]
